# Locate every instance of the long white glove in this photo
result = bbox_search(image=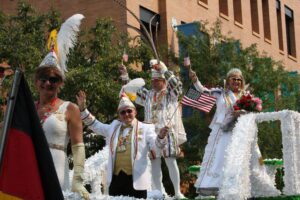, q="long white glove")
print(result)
[72,143,89,200]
